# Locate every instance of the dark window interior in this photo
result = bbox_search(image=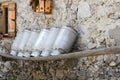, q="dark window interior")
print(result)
[4,8,8,34]
[0,17,1,34]
[30,0,39,12]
